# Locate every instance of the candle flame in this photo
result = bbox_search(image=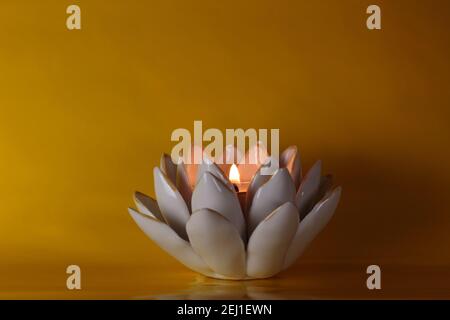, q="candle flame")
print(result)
[229,164,240,184]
